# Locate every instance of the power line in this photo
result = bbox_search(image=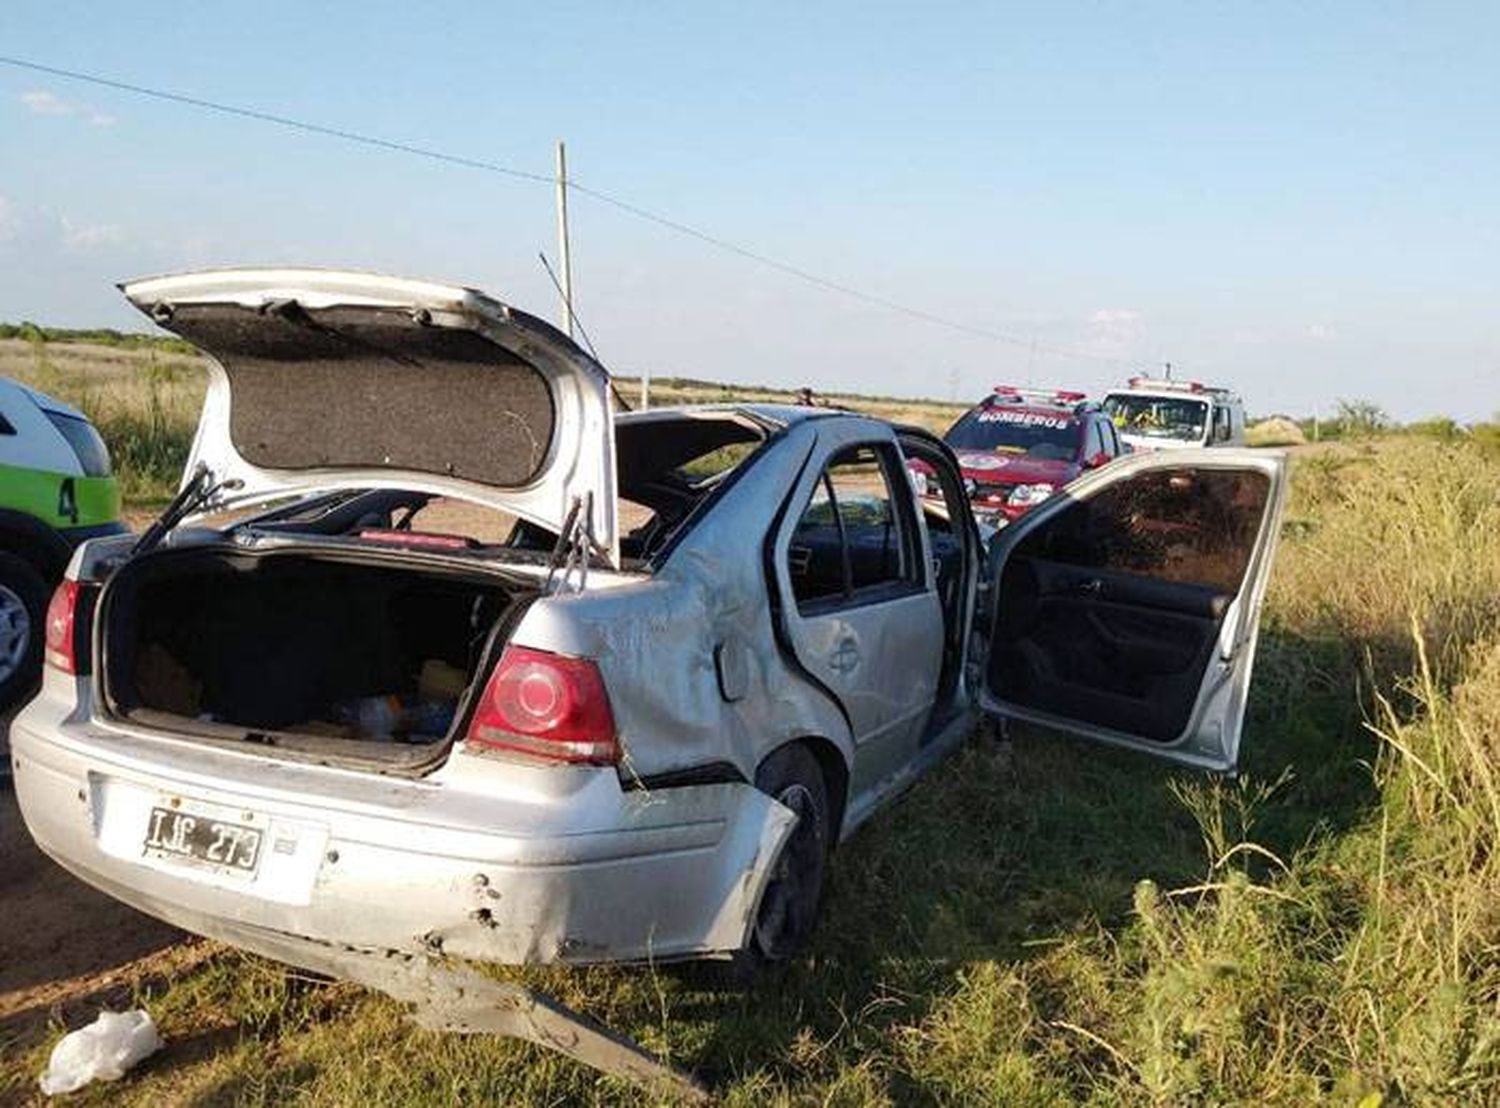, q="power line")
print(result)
[0,55,554,186]
[0,53,1148,369]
